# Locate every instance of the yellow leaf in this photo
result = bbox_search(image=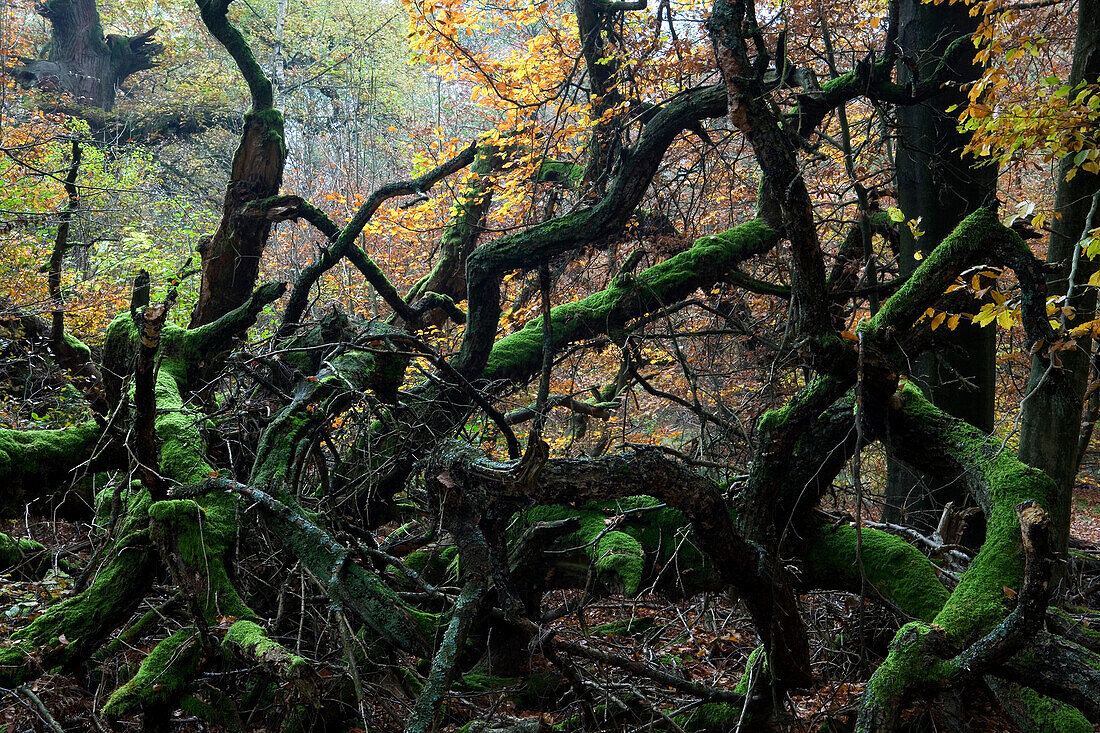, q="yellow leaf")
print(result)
[931,312,946,330]
[969,103,992,118]
[990,289,1006,306]
[997,310,1016,329]
[947,314,961,330]
[975,303,999,327]
[1088,269,1100,287]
